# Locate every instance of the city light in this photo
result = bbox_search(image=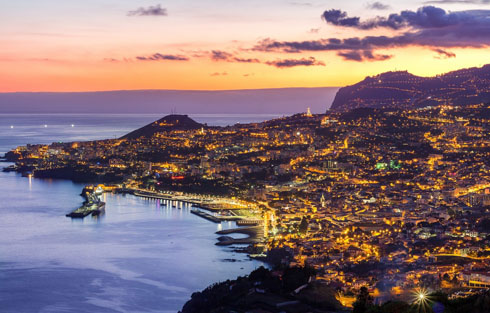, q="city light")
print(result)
[413,288,430,307]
